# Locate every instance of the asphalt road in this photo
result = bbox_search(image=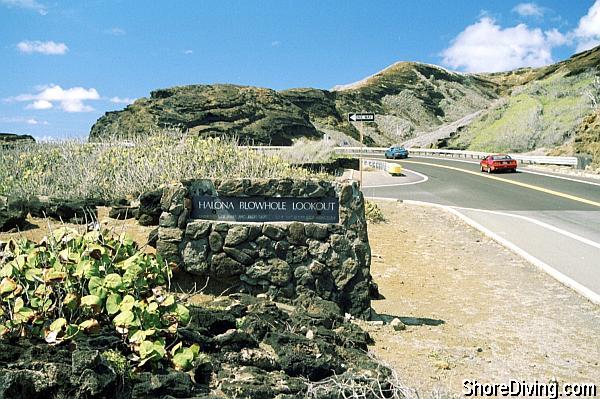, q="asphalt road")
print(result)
[361,156,600,303]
